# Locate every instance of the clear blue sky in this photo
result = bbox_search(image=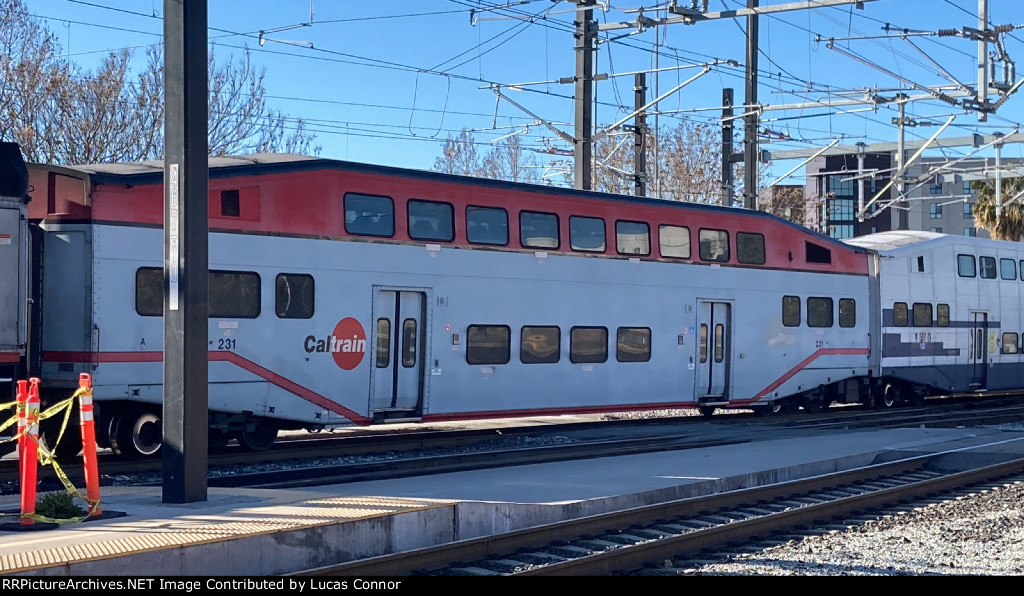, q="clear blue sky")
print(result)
[22,0,1024,184]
